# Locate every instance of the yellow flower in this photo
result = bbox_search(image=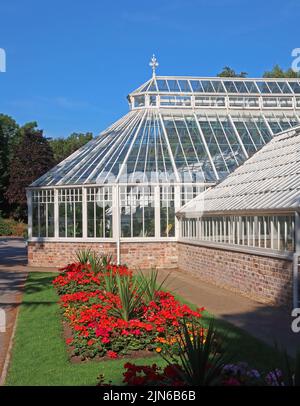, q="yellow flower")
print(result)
[156,347,162,353]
